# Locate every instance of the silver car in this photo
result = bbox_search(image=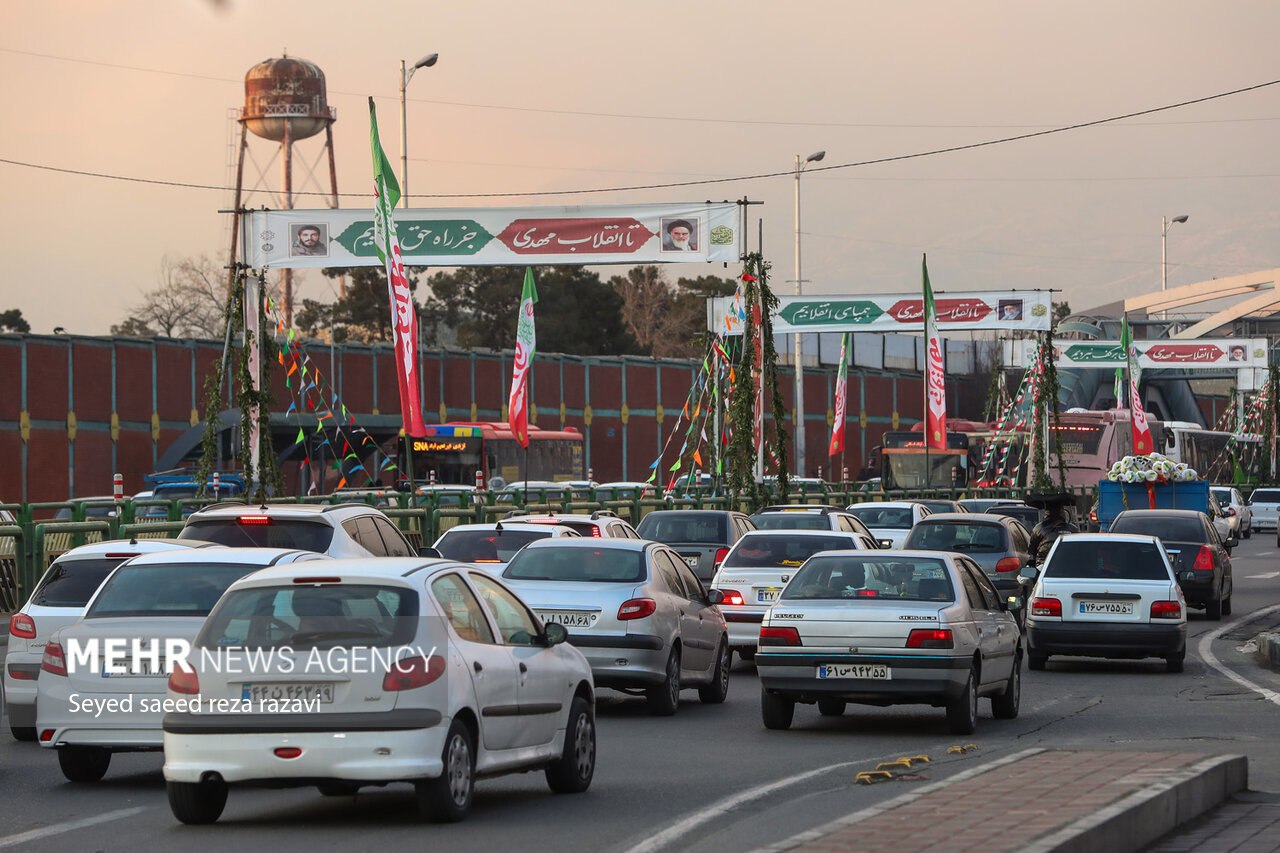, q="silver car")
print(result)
[756,550,1021,734]
[1211,487,1252,540]
[500,538,730,716]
